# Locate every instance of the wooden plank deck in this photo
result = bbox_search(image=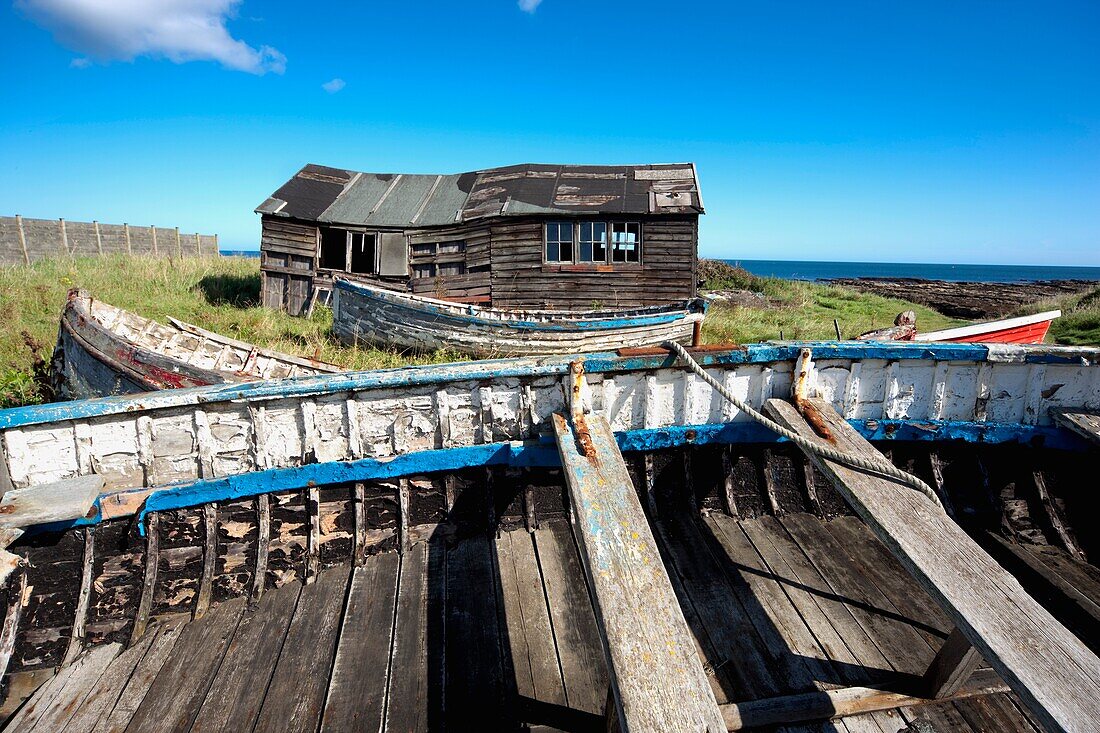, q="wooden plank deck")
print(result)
[767,397,1100,733]
[4,504,1066,731]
